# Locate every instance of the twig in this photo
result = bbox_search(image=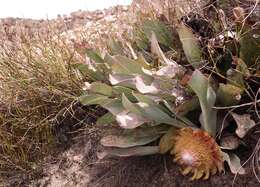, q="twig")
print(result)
[213,99,260,110]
